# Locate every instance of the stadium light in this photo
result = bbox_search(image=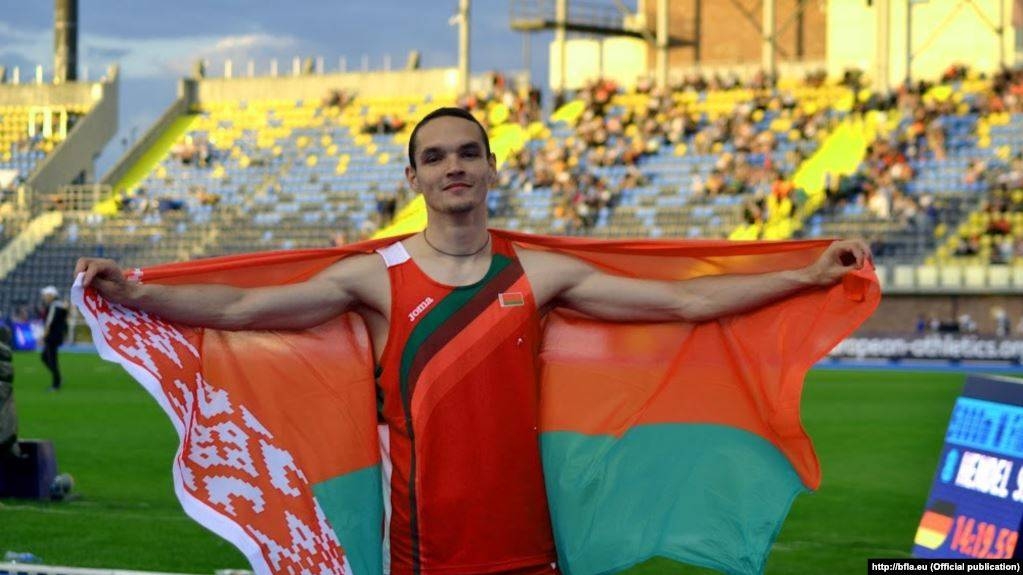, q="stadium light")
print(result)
[456,0,470,96]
